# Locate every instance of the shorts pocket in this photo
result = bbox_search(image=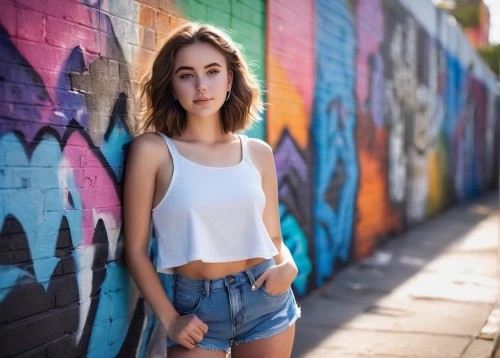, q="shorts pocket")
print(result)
[259,285,289,299]
[173,288,204,315]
